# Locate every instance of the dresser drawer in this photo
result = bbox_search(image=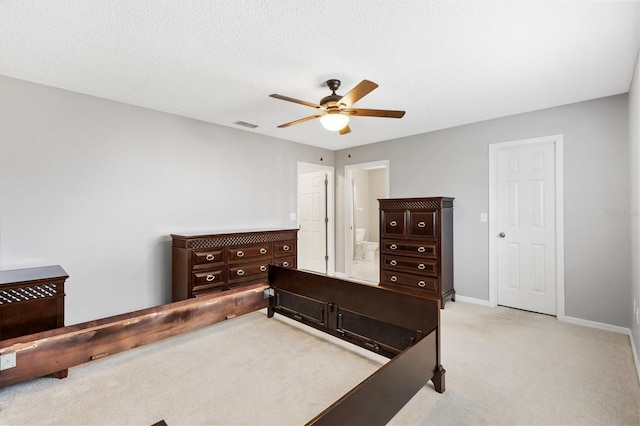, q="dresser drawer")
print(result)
[273,256,296,268]
[228,262,270,282]
[409,211,437,238]
[192,269,226,292]
[381,240,438,258]
[192,249,224,268]
[381,270,438,294]
[381,211,407,237]
[228,245,272,262]
[382,255,438,277]
[274,240,296,257]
